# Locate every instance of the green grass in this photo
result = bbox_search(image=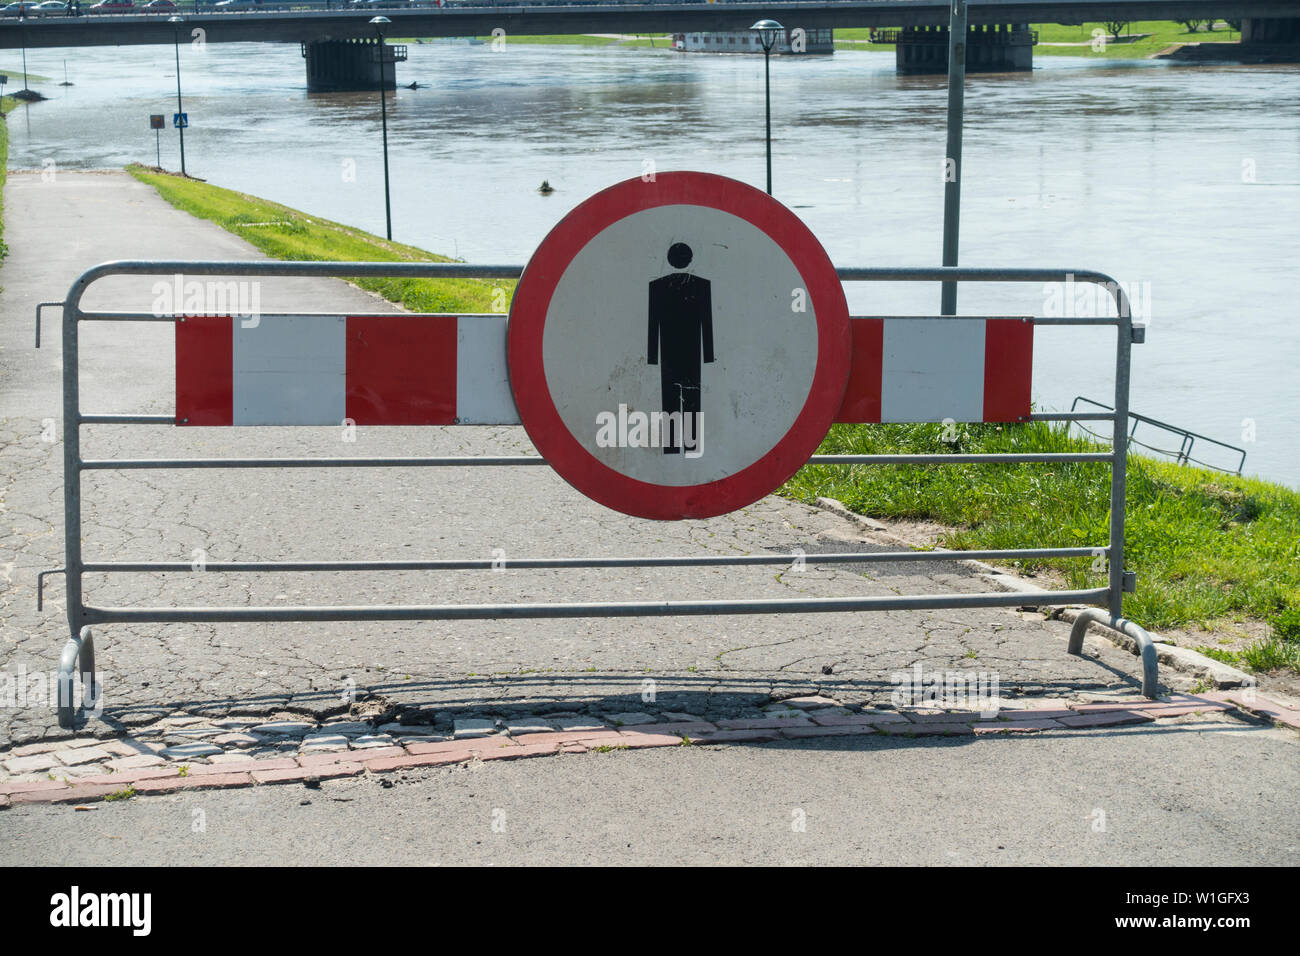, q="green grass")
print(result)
[835,20,1240,59]
[783,421,1300,673]
[127,165,510,314]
